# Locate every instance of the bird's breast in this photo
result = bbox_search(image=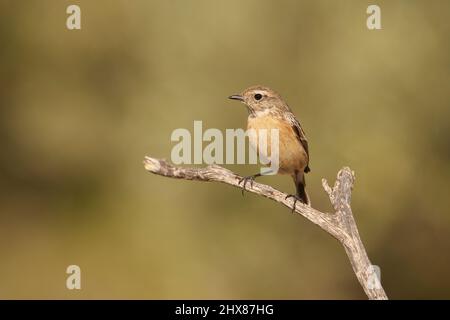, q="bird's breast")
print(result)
[247,115,307,174]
